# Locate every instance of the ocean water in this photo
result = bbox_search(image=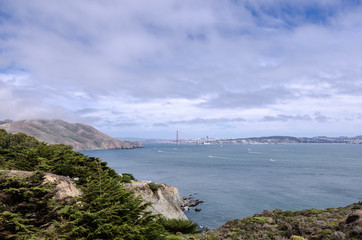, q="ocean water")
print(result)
[82,143,362,229]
